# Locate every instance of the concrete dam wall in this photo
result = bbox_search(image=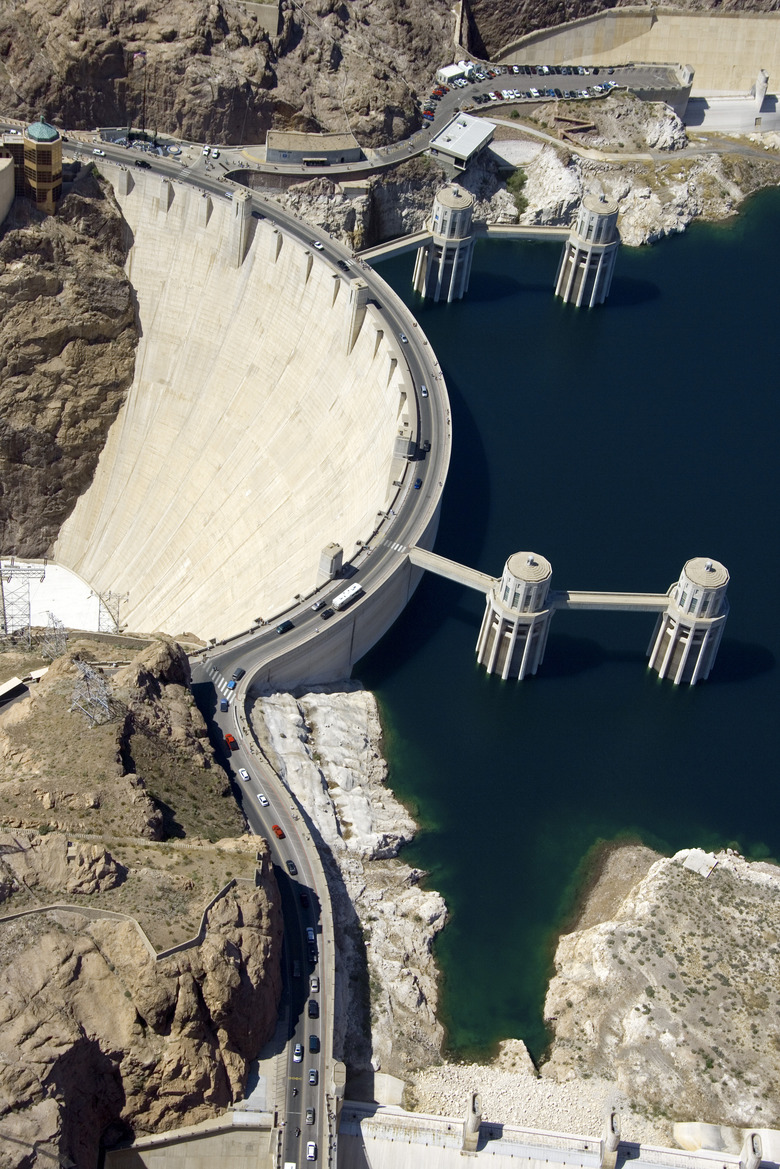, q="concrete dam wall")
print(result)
[55,172,408,642]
